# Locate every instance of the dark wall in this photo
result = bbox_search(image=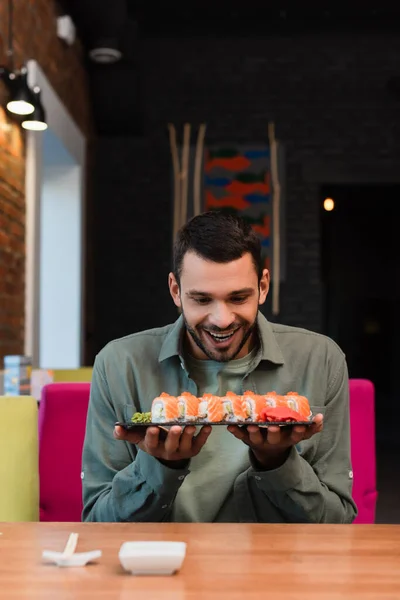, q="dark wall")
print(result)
[89,31,400,360]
